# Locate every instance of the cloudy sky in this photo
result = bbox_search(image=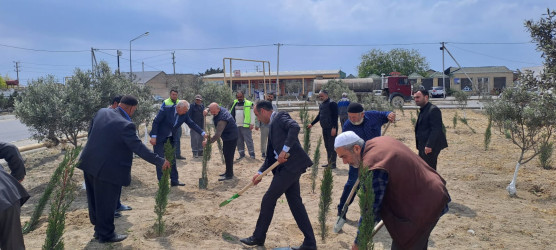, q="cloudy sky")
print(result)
[1,0,554,84]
